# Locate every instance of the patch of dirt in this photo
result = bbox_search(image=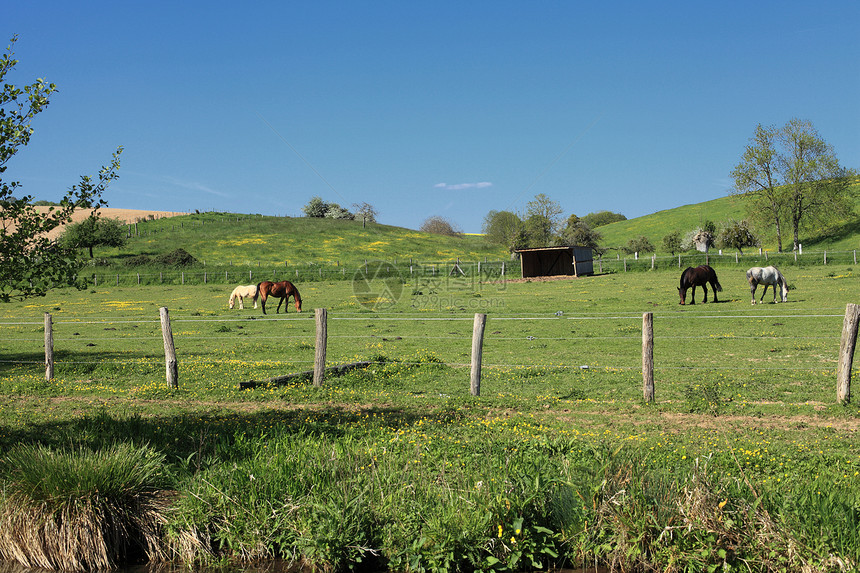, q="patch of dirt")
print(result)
[32,207,187,241]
